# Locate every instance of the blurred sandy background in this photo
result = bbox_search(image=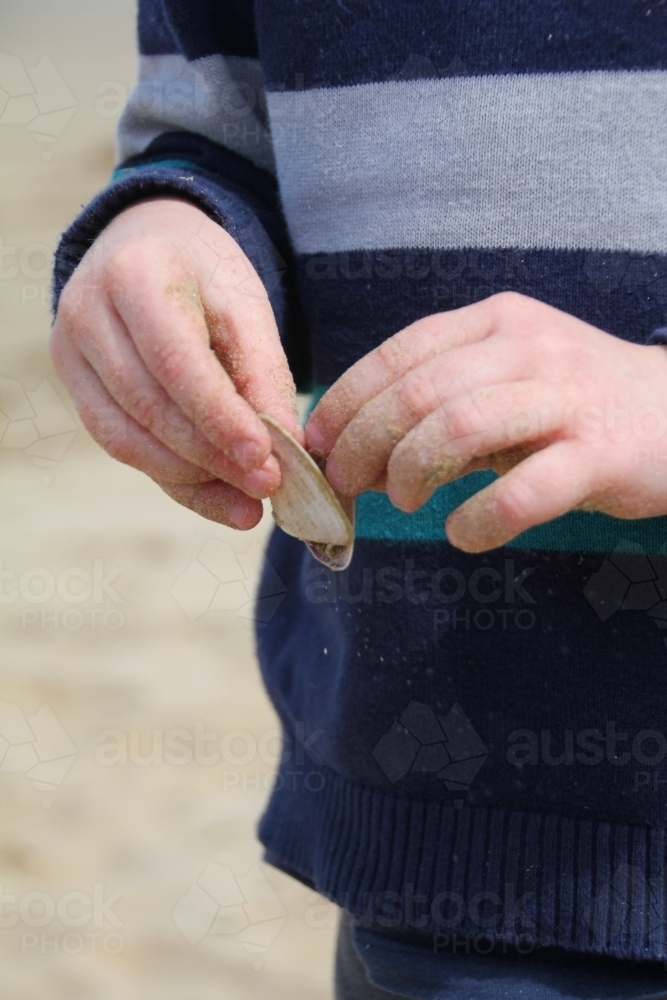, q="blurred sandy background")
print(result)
[0,2,336,997]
